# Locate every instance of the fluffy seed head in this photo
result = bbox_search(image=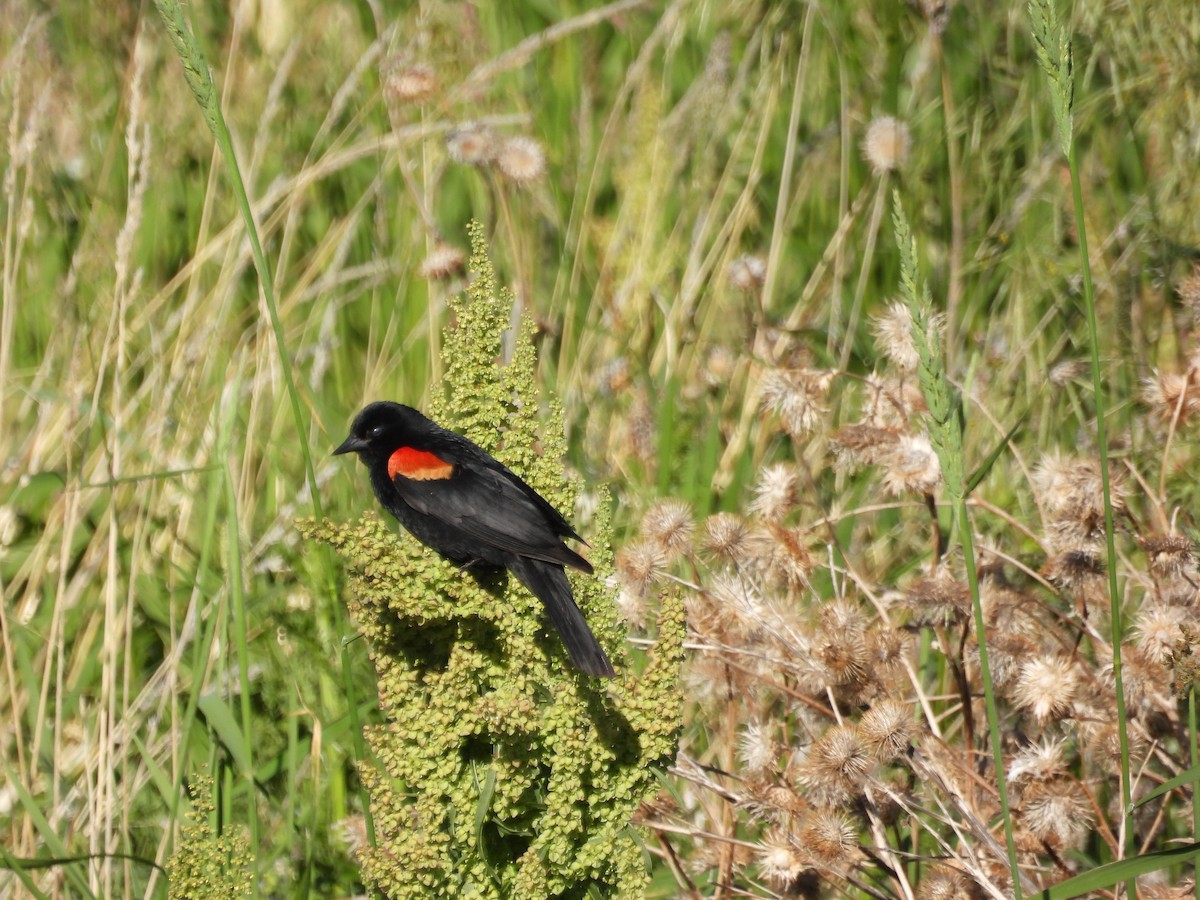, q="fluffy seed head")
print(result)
[858,700,912,761]
[760,368,832,438]
[1034,452,1127,550]
[1133,603,1189,661]
[385,63,437,103]
[757,829,805,889]
[796,809,859,869]
[795,725,872,805]
[830,424,901,470]
[701,512,750,562]
[496,135,546,184]
[728,254,767,292]
[417,243,466,280]
[1021,776,1093,850]
[880,433,941,495]
[738,720,780,775]
[863,115,911,174]
[1012,655,1080,725]
[615,540,666,599]
[1179,267,1200,310]
[750,463,800,522]
[873,301,920,372]
[1049,359,1087,386]
[916,865,980,900]
[1141,369,1200,424]
[1138,533,1197,581]
[446,122,498,165]
[905,573,970,625]
[641,499,694,561]
[747,524,813,593]
[1007,738,1068,784]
